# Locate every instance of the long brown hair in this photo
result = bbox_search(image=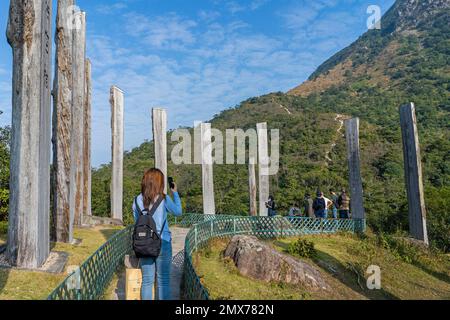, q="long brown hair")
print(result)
[141,168,165,208]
